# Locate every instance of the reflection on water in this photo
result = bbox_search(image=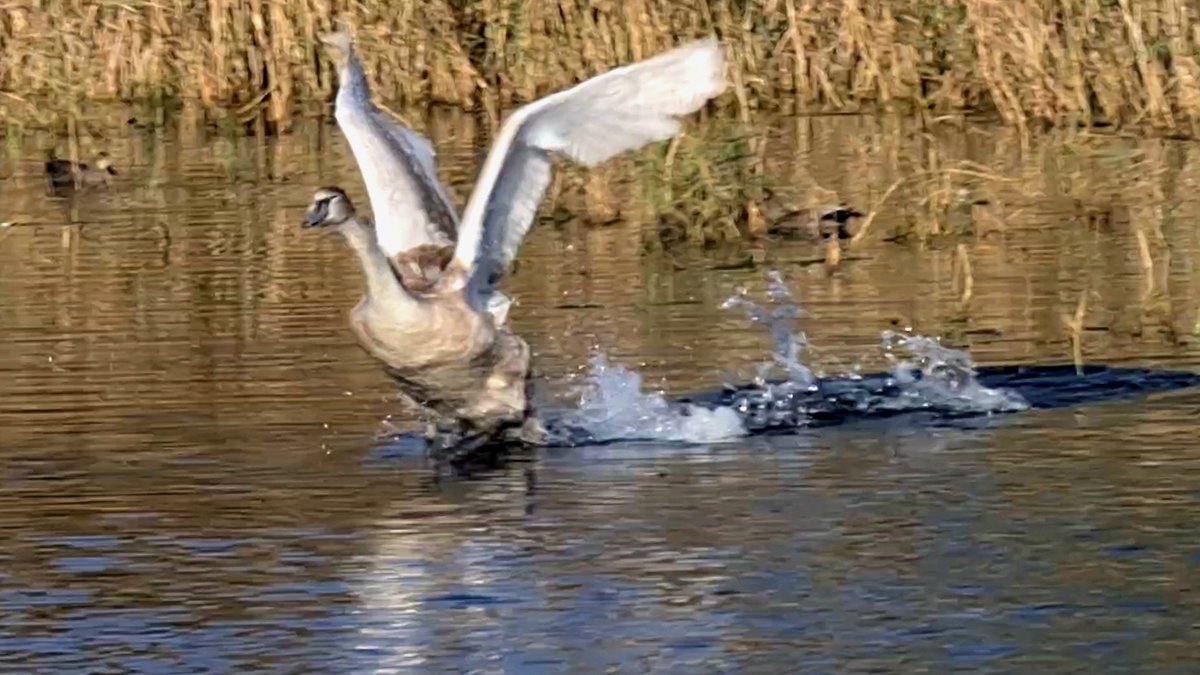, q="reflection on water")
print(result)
[2,111,1200,670]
